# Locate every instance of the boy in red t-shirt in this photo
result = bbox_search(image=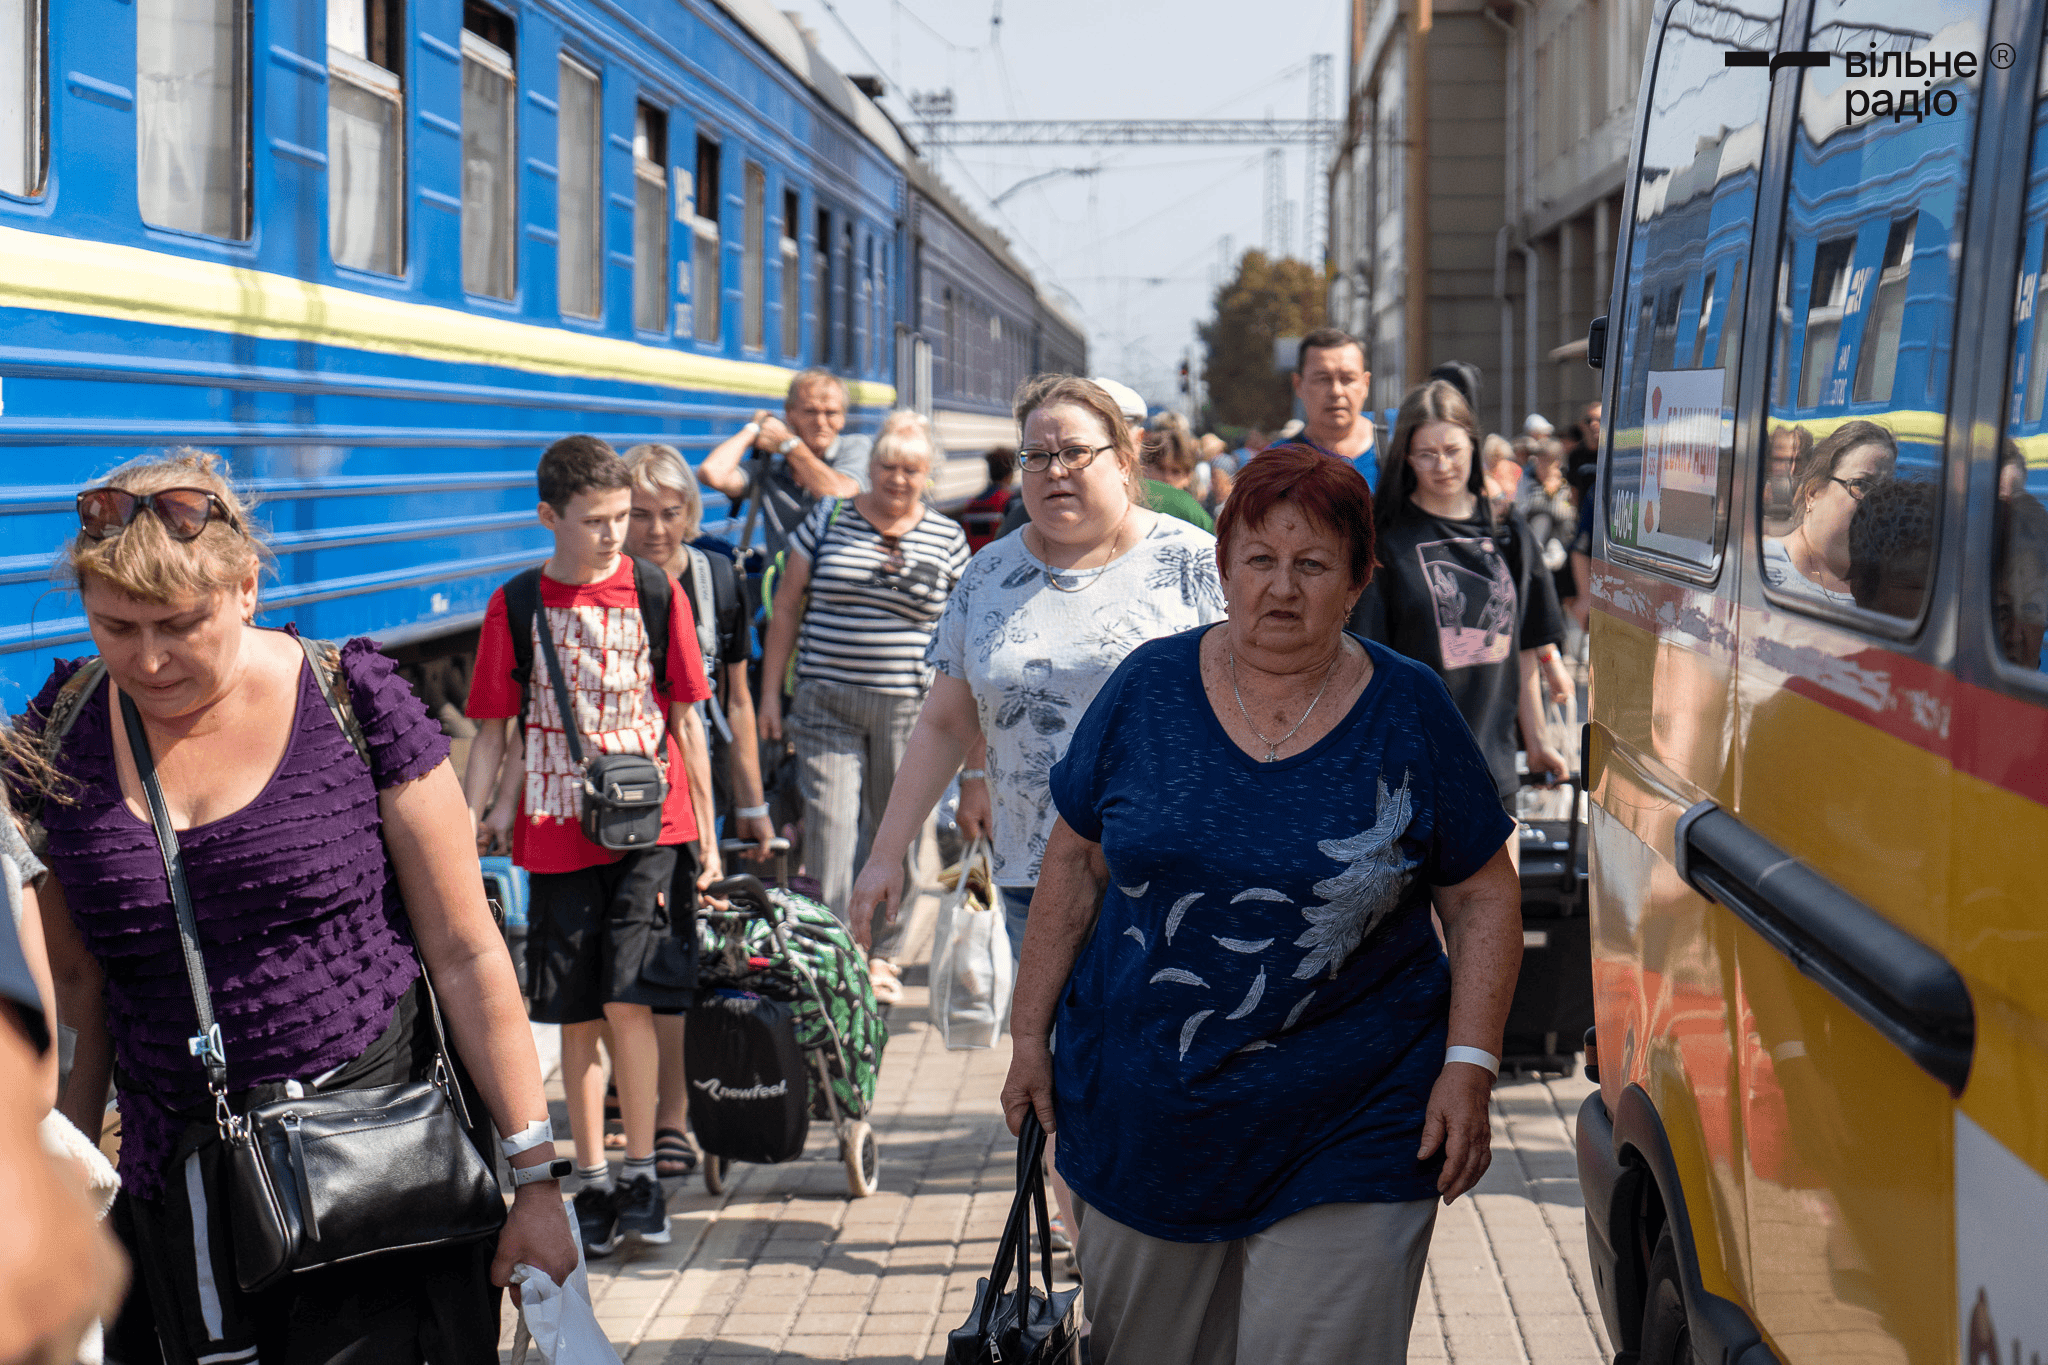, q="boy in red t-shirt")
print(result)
[463,436,718,1256]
